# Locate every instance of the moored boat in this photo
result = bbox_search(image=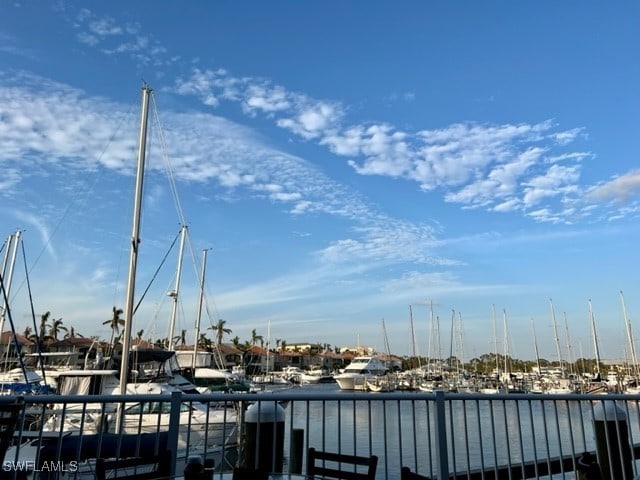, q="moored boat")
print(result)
[334,356,388,391]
